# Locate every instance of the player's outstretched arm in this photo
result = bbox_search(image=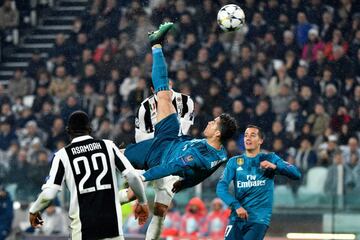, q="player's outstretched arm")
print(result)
[172,164,222,193]
[261,153,301,180]
[142,155,200,182]
[125,170,147,205]
[216,159,242,211]
[142,164,178,182]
